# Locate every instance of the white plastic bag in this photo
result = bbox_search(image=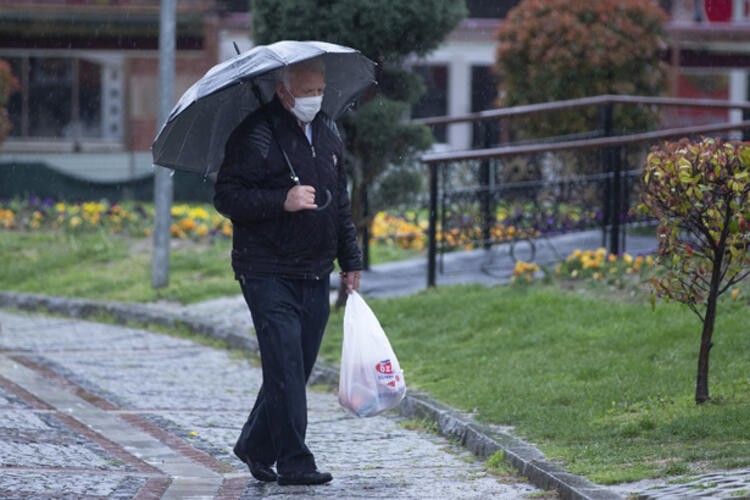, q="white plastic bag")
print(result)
[338,291,406,417]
